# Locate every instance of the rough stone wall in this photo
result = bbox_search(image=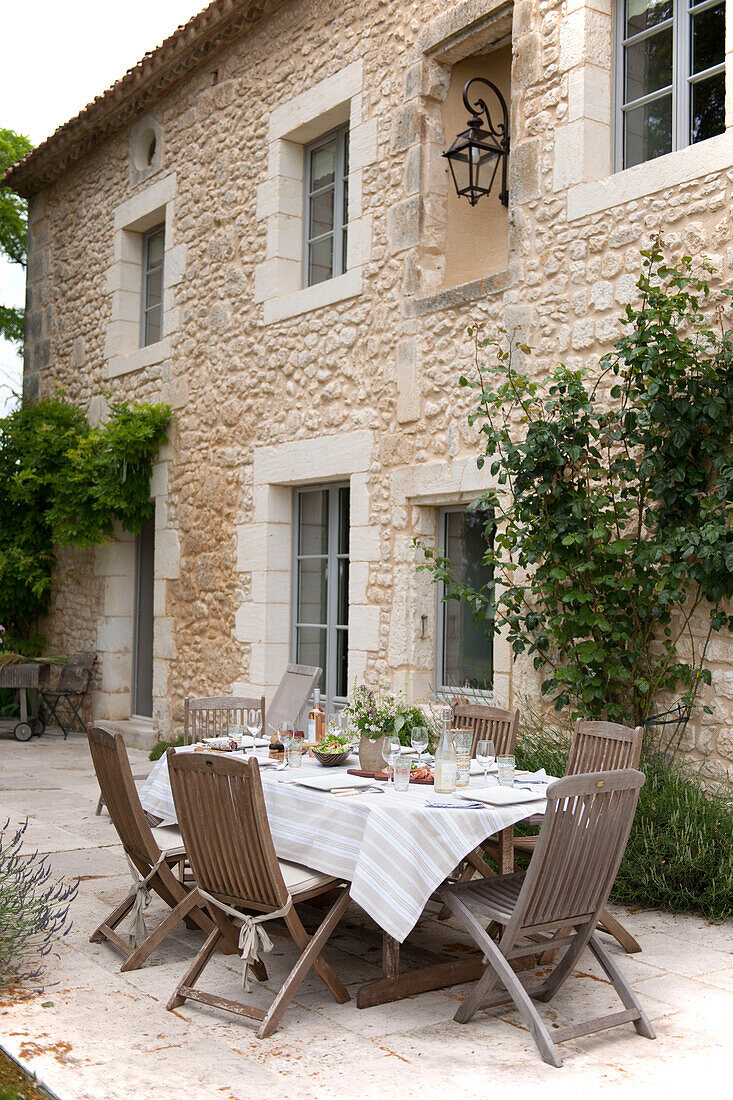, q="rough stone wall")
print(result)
[22,0,733,782]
